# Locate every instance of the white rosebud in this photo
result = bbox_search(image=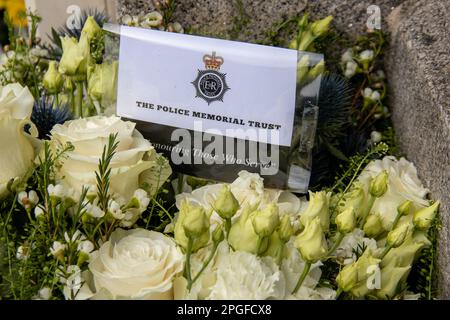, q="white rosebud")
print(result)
[341,48,353,63]
[48,184,66,200]
[84,203,105,219]
[359,49,374,61]
[108,199,125,220]
[34,205,45,219]
[370,131,382,143]
[50,241,67,259]
[344,61,357,78]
